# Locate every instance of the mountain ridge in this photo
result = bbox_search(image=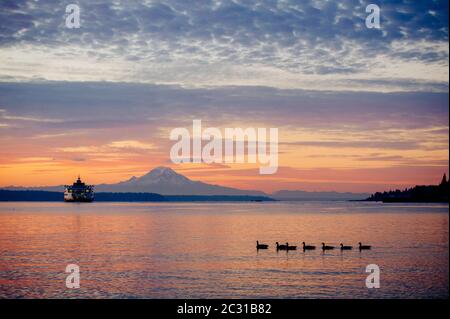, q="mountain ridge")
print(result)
[3,167,265,196]
[1,166,369,199]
